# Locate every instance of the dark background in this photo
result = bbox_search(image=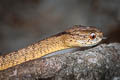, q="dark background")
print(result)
[0,0,120,53]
